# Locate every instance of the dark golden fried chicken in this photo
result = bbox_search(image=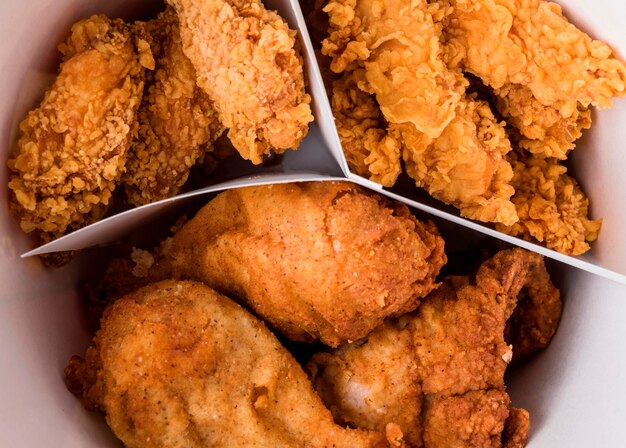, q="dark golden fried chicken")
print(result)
[496,151,602,255]
[65,280,390,447]
[309,248,561,447]
[159,181,446,347]
[166,0,313,163]
[7,15,151,244]
[123,8,224,206]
